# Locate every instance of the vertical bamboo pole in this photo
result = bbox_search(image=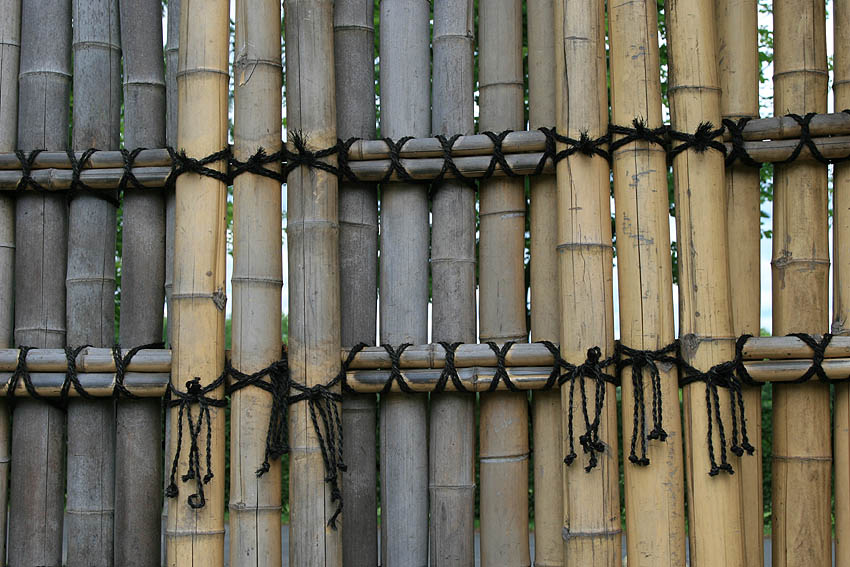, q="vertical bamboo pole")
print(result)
[430,1,476,565]
[478,0,530,564]
[0,5,16,567]
[553,1,620,564]
[0,1,18,564]
[666,0,746,565]
[333,0,379,565]
[715,1,763,565]
[8,1,70,565]
[771,2,831,565]
[165,0,229,562]
[608,0,685,564]
[527,0,563,564]
[66,1,121,564]
[834,3,850,565]
[116,1,166,565]
[377,0,430,564]
[284,0,342,564]
[229,0,283,564]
